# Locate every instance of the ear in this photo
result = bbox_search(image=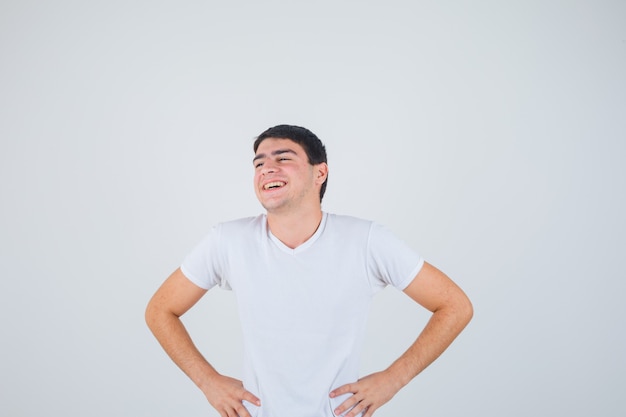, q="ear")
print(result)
[314,162,329,185]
